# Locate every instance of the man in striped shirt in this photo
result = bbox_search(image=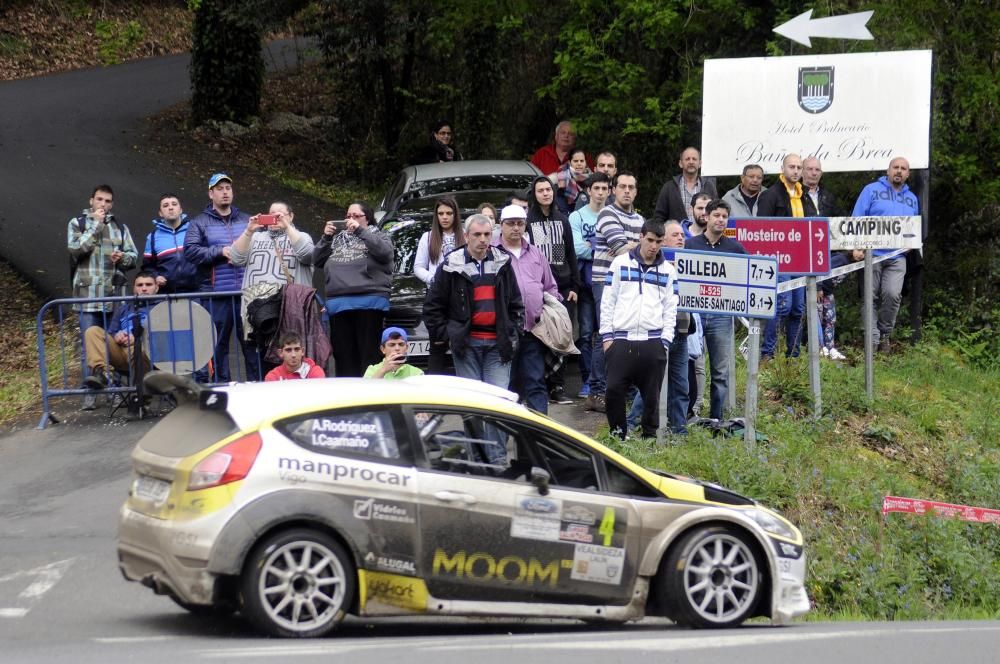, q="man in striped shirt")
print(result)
[423,214,524,392]
[585,172,644,412]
